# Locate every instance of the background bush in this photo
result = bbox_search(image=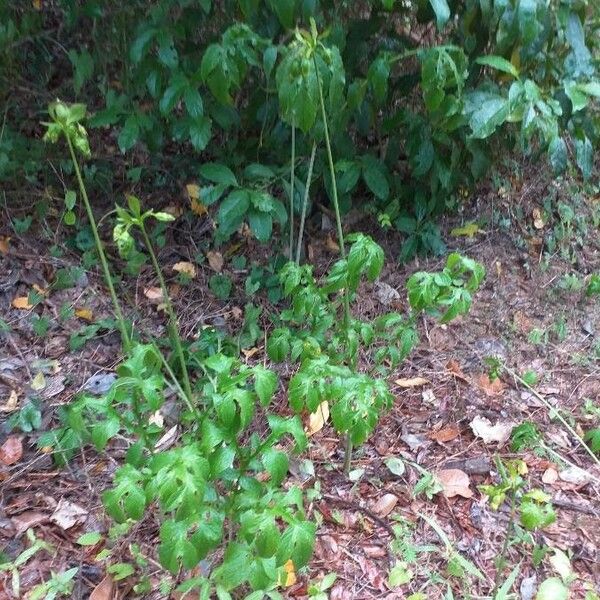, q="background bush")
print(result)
[1,0,598,258]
